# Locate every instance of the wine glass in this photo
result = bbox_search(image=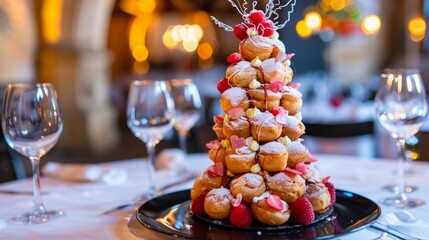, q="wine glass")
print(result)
[375,68,428,208]
[127,80,175,198]
[170,79,202,153]
[2,83,64,224]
